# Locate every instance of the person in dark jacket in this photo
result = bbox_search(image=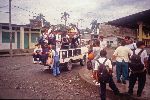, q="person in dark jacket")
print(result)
[128,41,148,97]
